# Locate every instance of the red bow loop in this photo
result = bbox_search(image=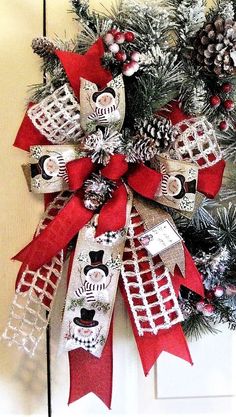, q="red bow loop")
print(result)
[127,163,163,199]
[101,154,128,180]
[66,157,95,191]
